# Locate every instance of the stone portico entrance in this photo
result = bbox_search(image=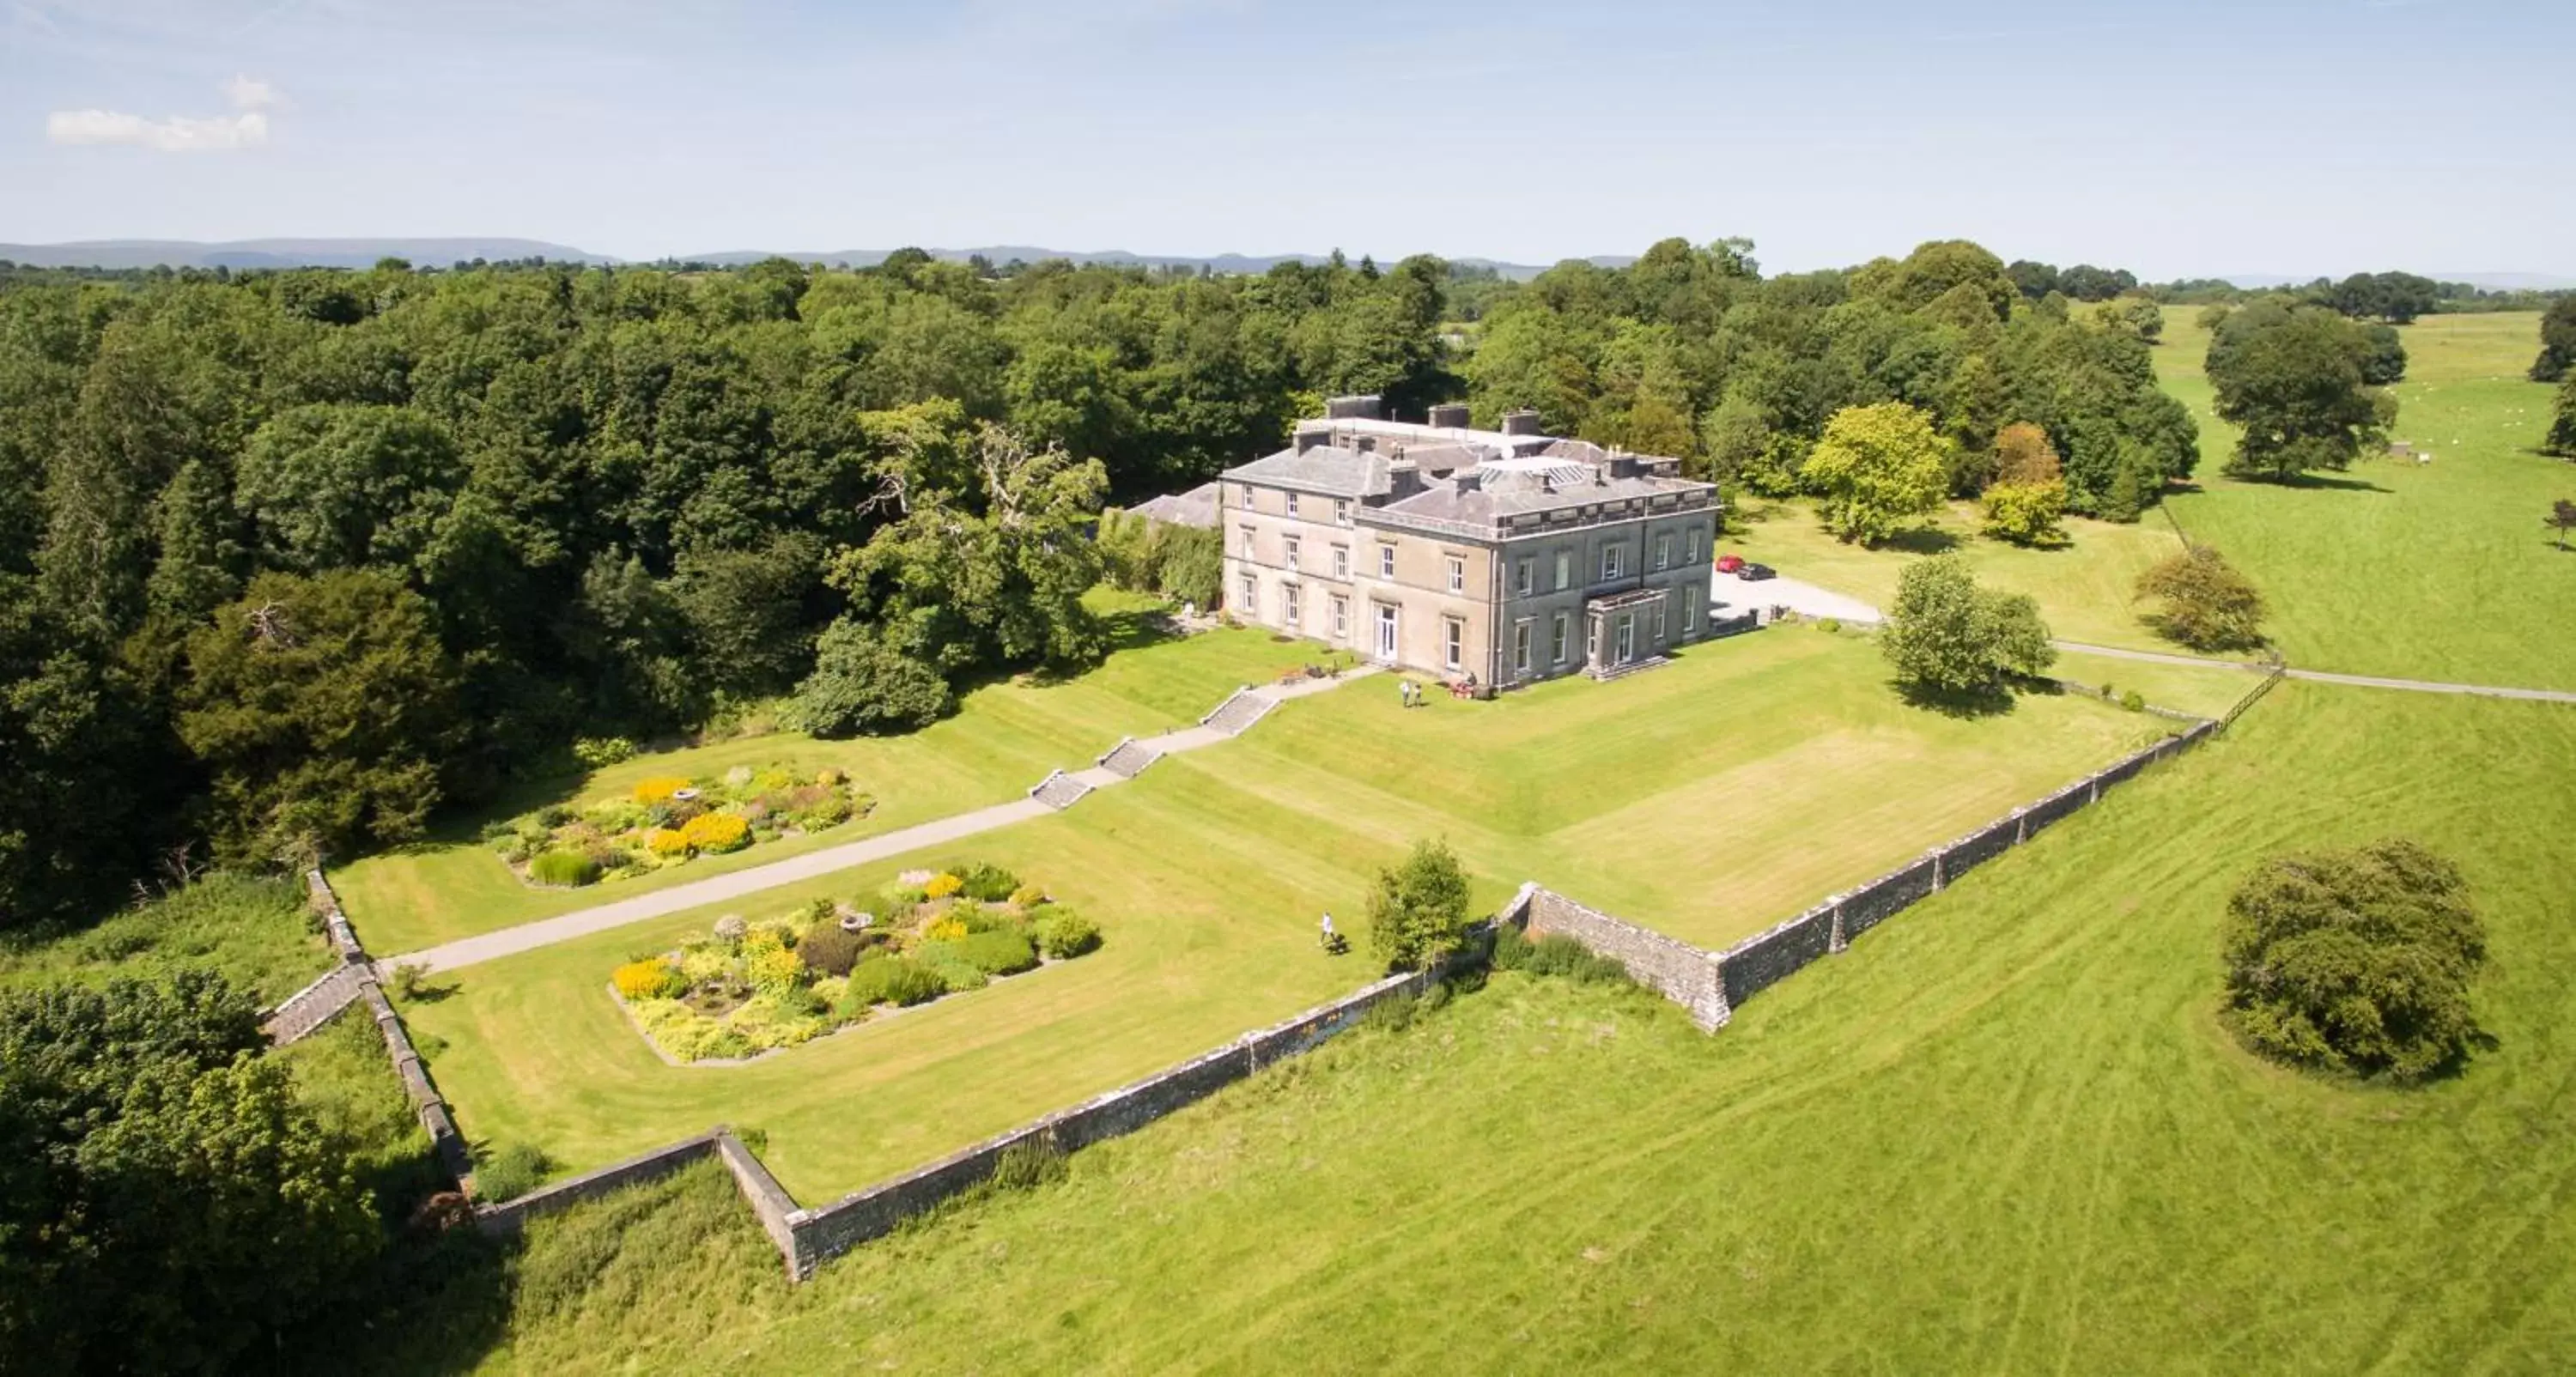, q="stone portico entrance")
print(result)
[1584,585,1670,680]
